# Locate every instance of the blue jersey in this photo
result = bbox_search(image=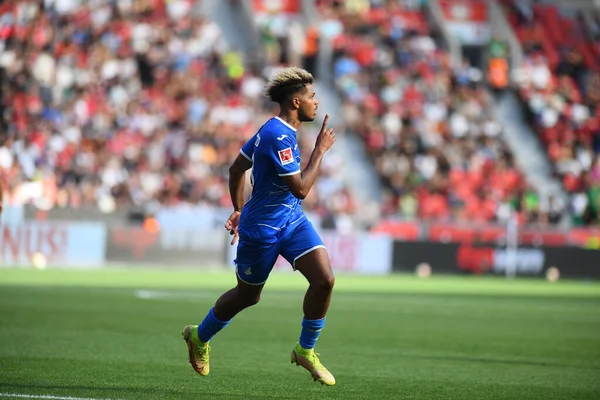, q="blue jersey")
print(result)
[238,117,305,243]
